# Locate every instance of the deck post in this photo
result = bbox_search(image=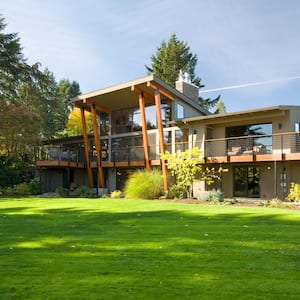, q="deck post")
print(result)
[80,107,94,188]
[154,89,169,191]
[138,92,151,171]
[91,104,105,188]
